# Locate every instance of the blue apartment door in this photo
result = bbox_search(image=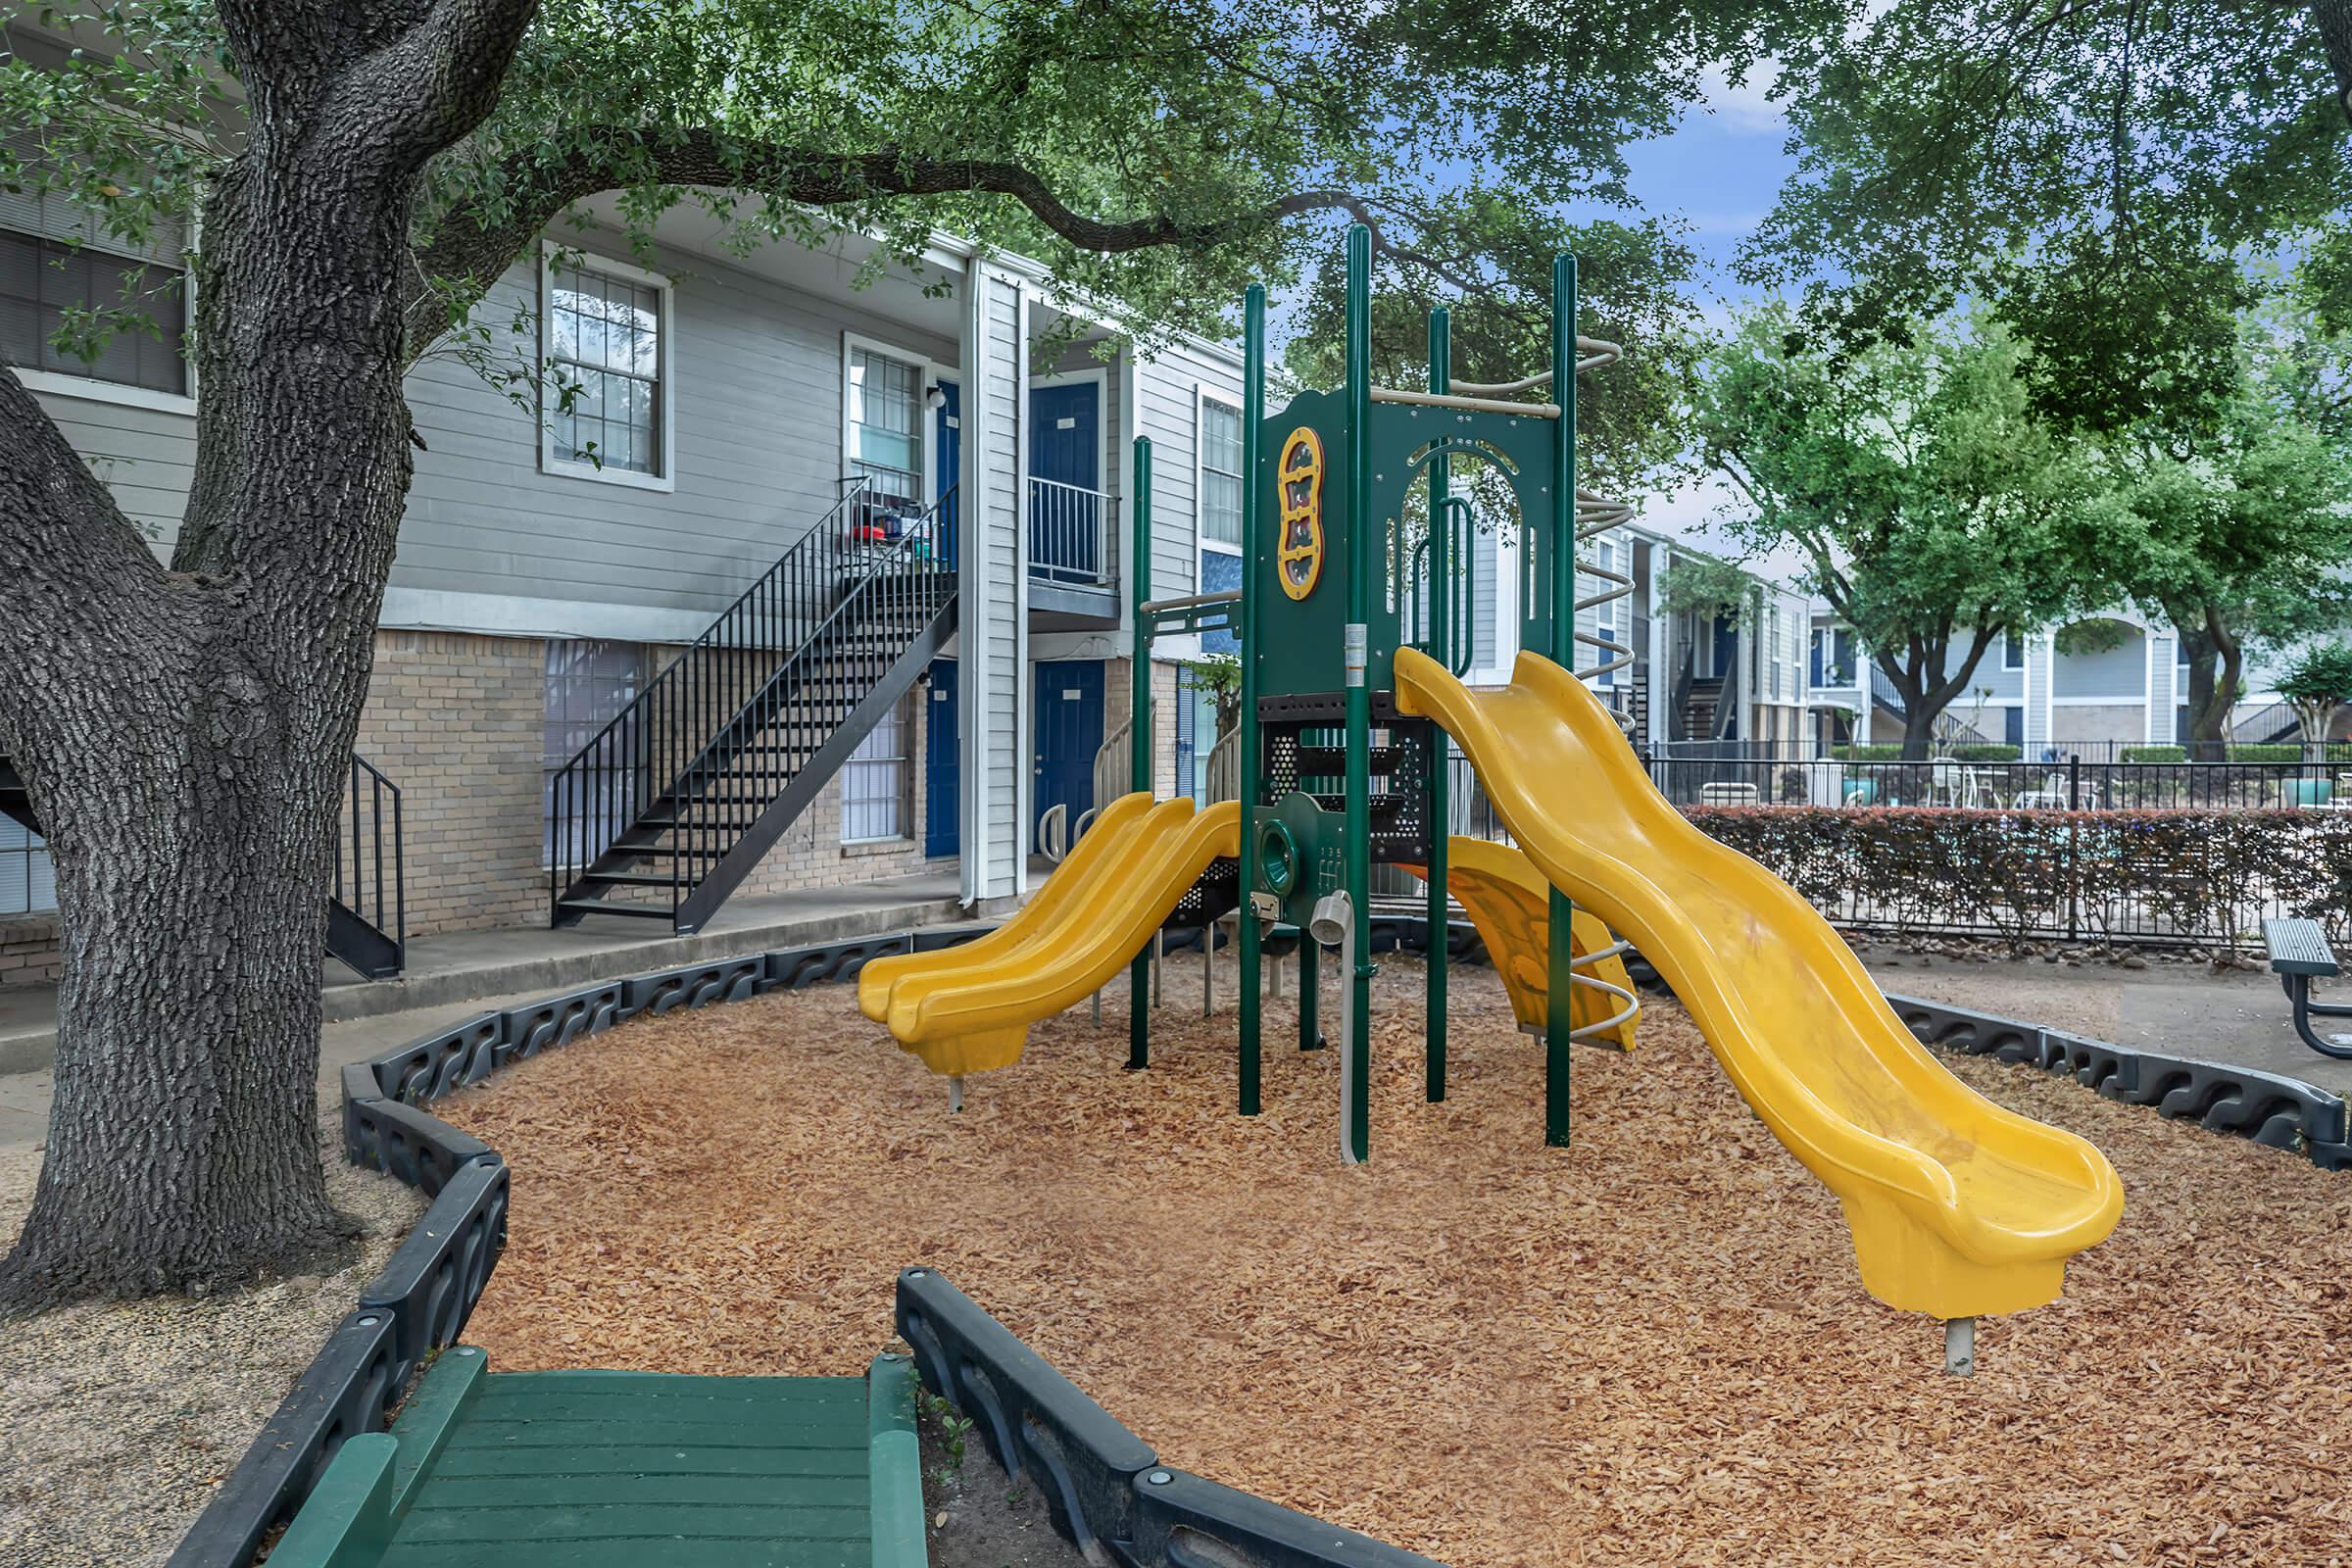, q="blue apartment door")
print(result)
[1033,662,1103,849]
[924,659,959,858]
[1029,380,1101,580]
[934,379,959,566]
